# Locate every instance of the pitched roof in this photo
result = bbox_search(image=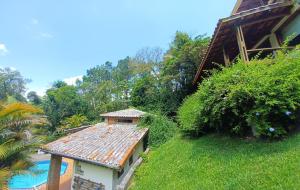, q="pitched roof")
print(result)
[41,123,148,170]
[100,108,146,118]
[232,0,270,15]
[193,0,293,84]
